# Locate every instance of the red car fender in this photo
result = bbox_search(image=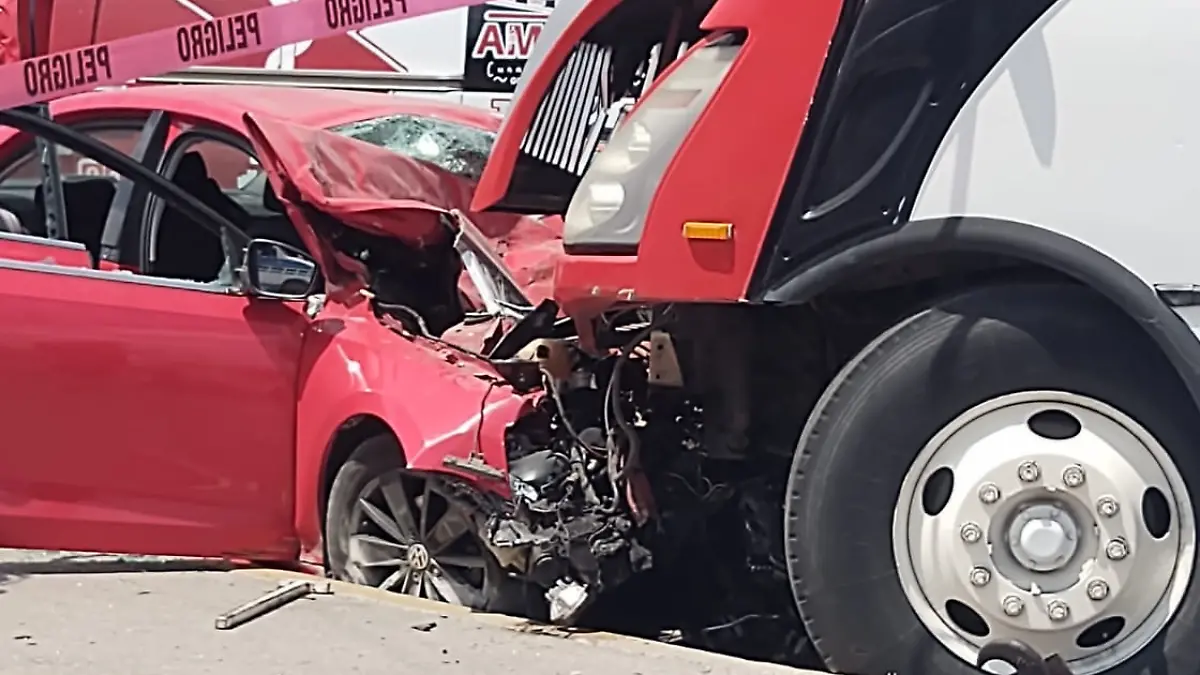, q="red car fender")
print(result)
[290,300,533,563]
